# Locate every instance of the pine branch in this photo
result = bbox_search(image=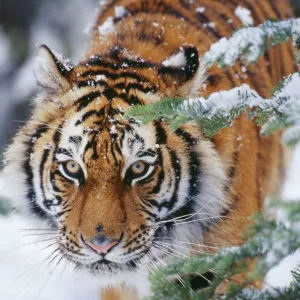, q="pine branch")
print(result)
[148,201,300,300]
[204,18,300,68]
[126,72,300,145]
